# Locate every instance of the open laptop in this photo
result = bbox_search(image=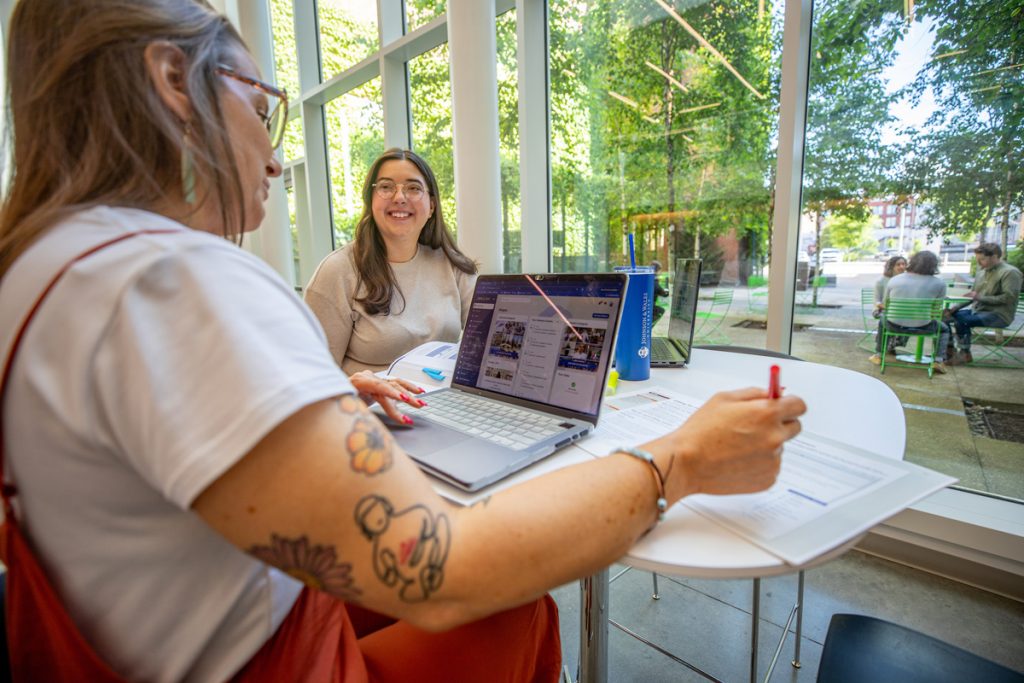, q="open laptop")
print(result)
[651,257,702,367]
[381,273,627,492]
